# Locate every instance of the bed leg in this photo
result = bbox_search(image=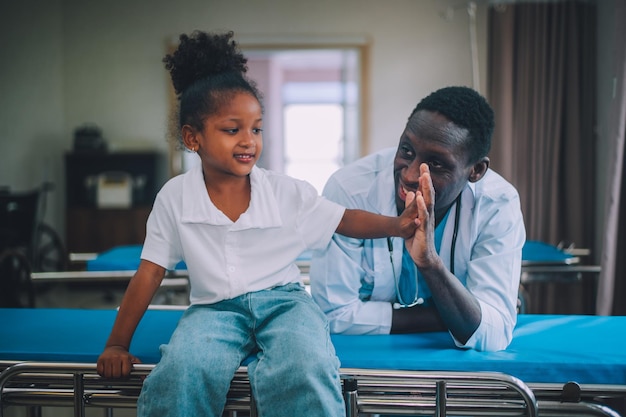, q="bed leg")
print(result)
[73,373,85,417]
[435,380,447,417]
[342,376,359,417]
